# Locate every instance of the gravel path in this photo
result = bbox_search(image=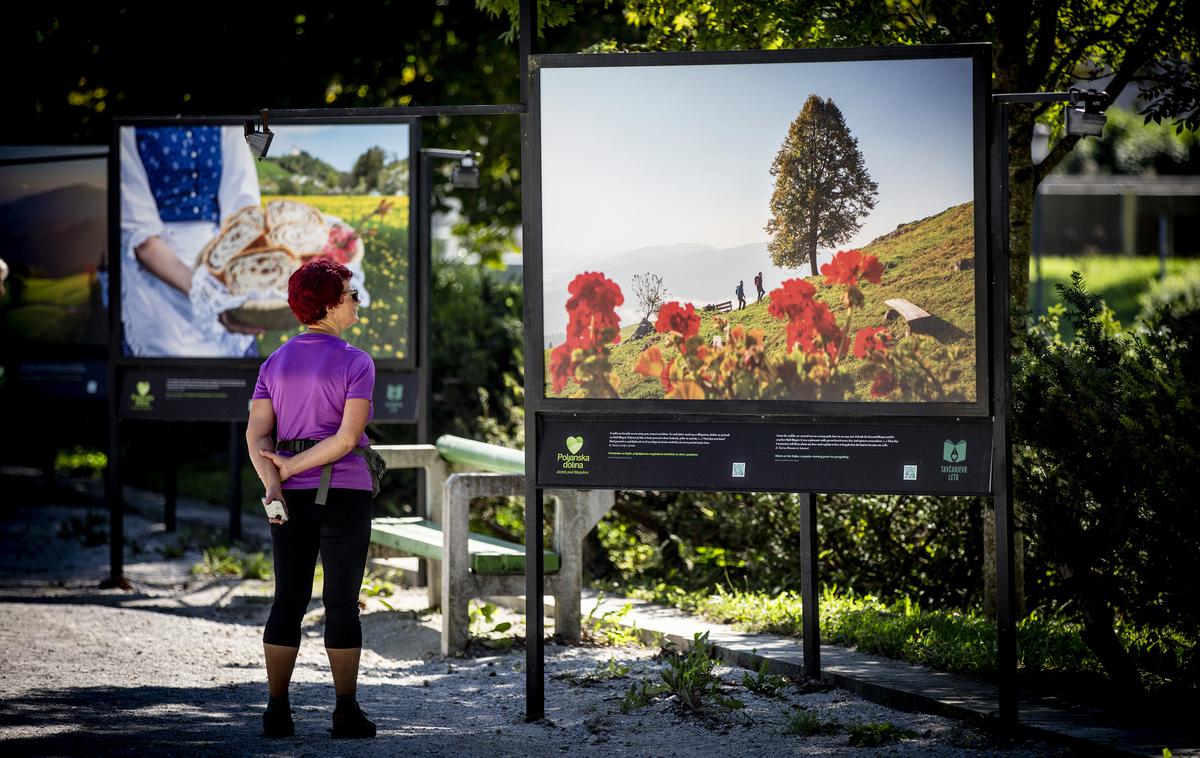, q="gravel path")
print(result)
[0,497,1068,757]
